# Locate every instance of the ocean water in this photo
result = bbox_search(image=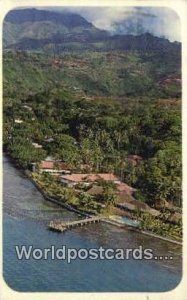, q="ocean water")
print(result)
[3,156,182,292]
